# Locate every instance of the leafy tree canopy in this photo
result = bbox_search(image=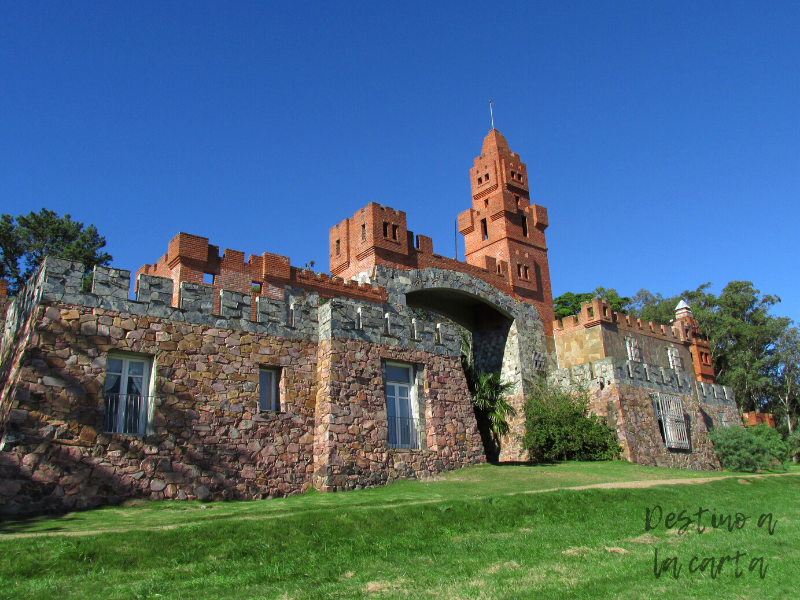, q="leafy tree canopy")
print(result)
[684,281,790,414]
[553,282,798,429]
[0,209,112,295]
[553,287,631,321]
